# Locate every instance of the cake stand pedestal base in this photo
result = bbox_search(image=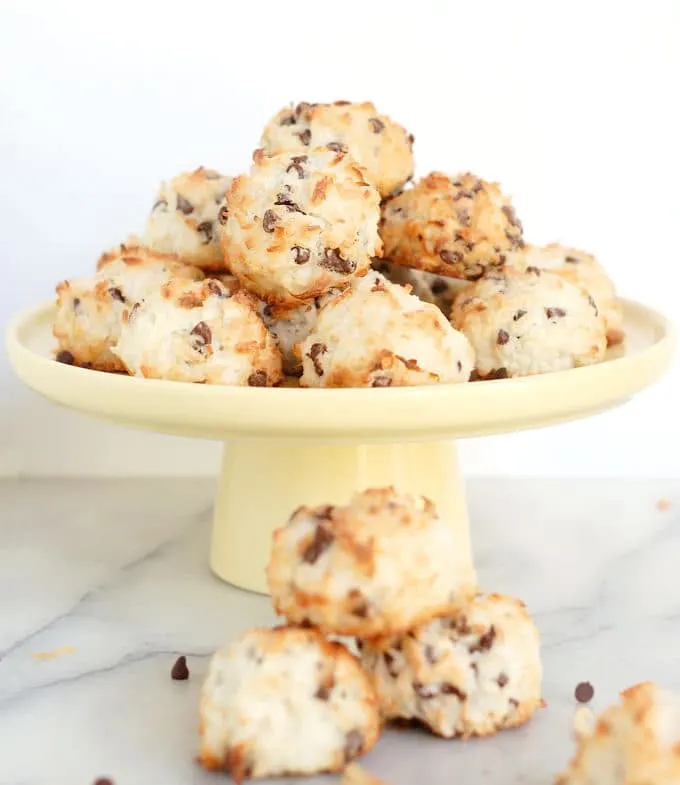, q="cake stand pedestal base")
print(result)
[209,440,470,594]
